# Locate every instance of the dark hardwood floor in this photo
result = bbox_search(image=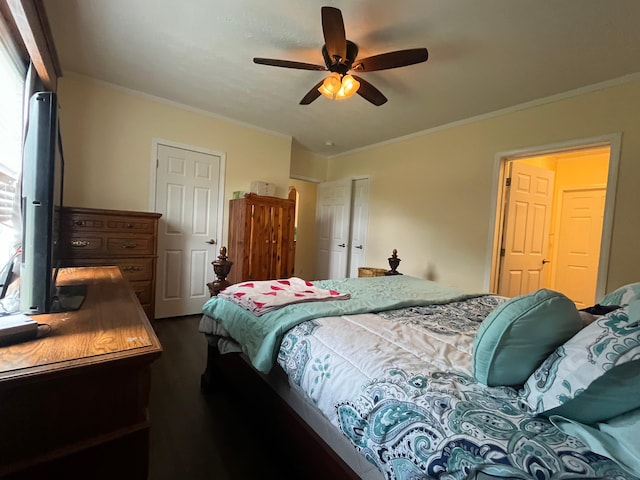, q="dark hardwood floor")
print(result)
[148,315,287,480]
